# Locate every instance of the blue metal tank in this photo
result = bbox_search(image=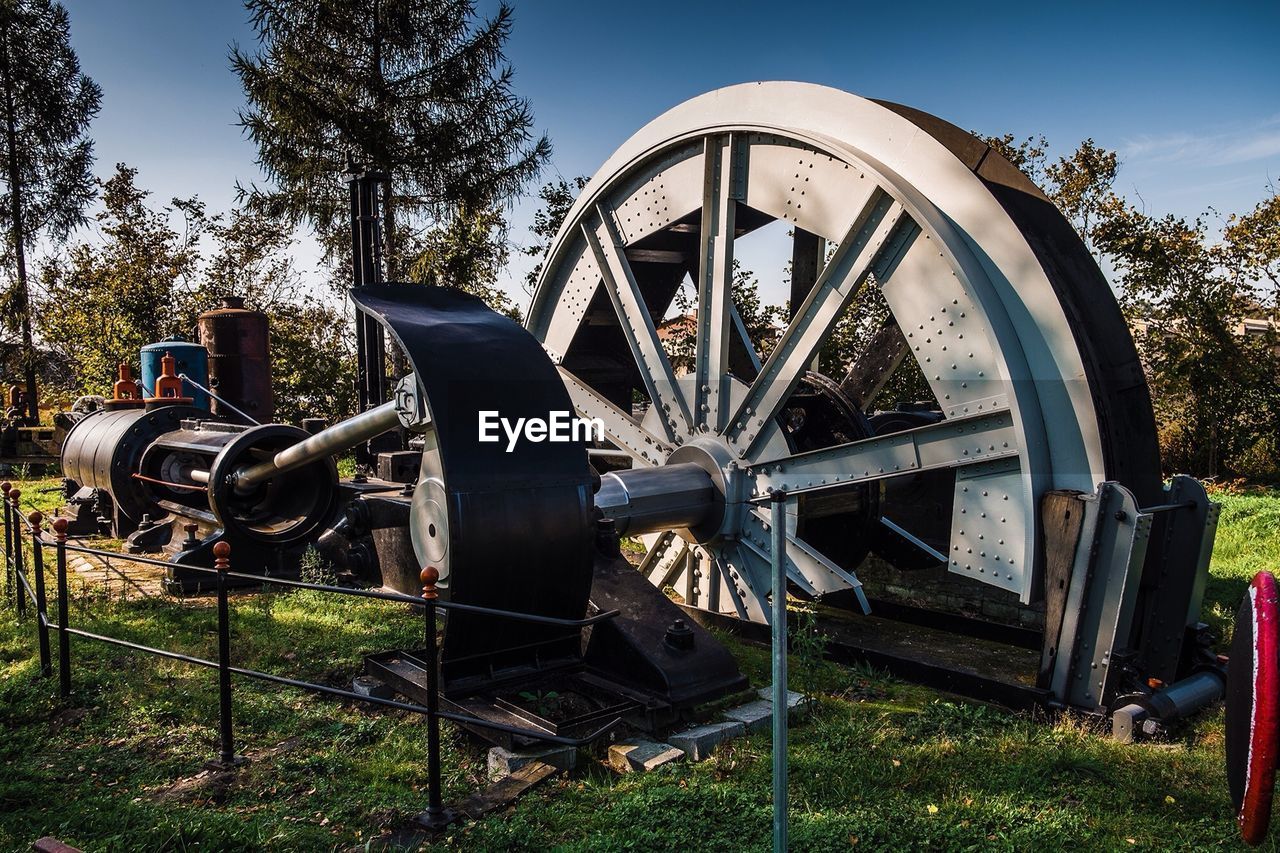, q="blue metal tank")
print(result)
[141,336,210,410]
